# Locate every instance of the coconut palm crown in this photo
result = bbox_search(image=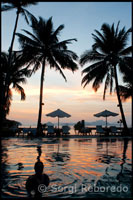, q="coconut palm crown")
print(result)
[1,0,37,98]
[16,16,78,135]
[119,58,133,101]
[1,51,31,116]
[80,22,132,132]
[119,60,133,132]
[1,1,37,23]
